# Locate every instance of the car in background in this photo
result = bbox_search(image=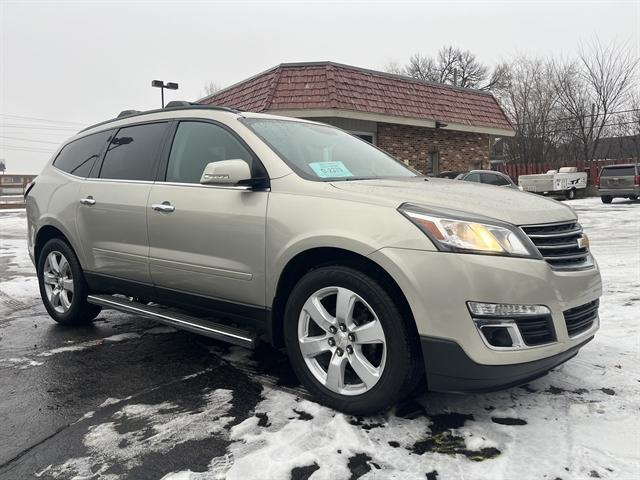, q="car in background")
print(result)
[435,171,465,179]
[596,163,640,204]
[456,170,520,189]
